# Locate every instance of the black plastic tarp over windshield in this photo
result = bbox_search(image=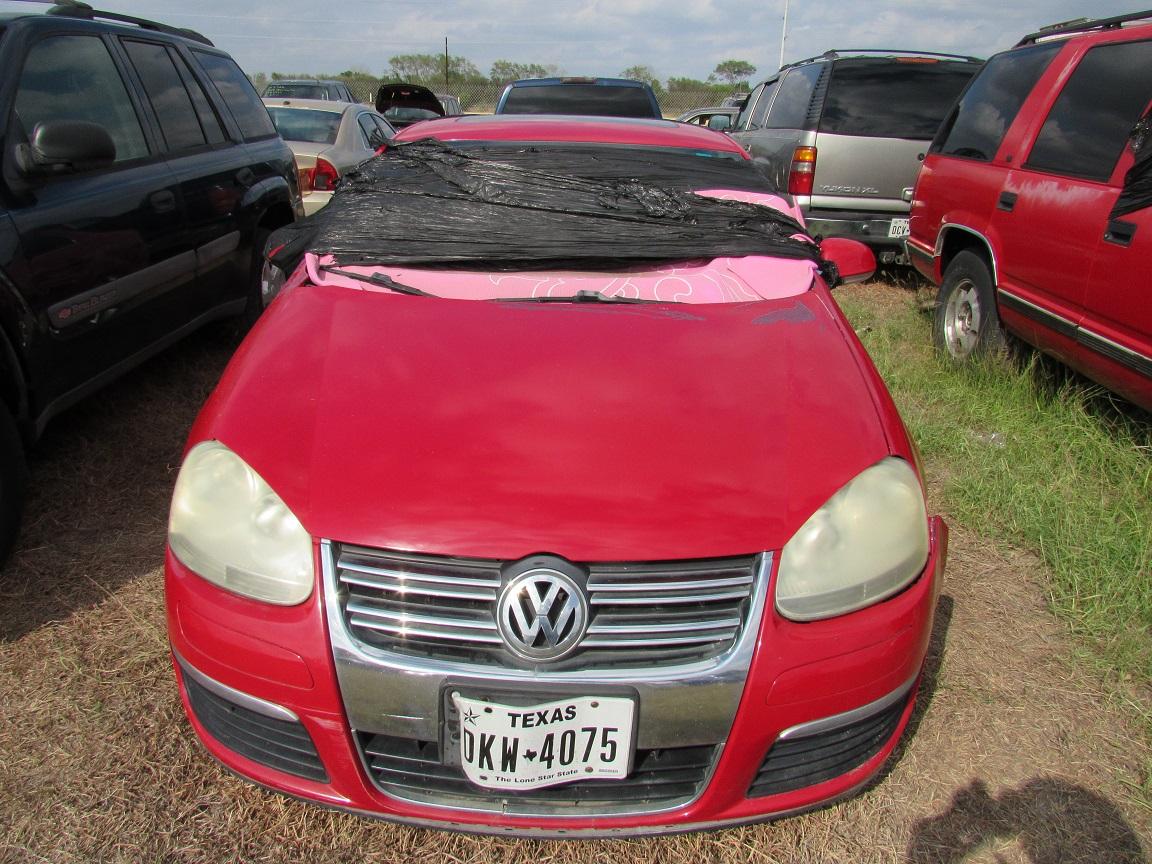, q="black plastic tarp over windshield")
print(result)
[269,139,824,273]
